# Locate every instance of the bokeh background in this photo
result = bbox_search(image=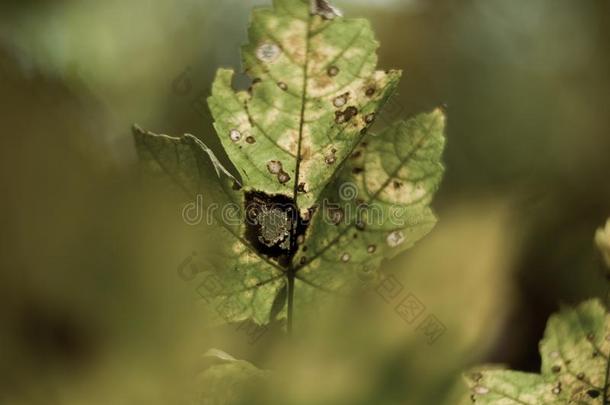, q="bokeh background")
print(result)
[1,0,609,403]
